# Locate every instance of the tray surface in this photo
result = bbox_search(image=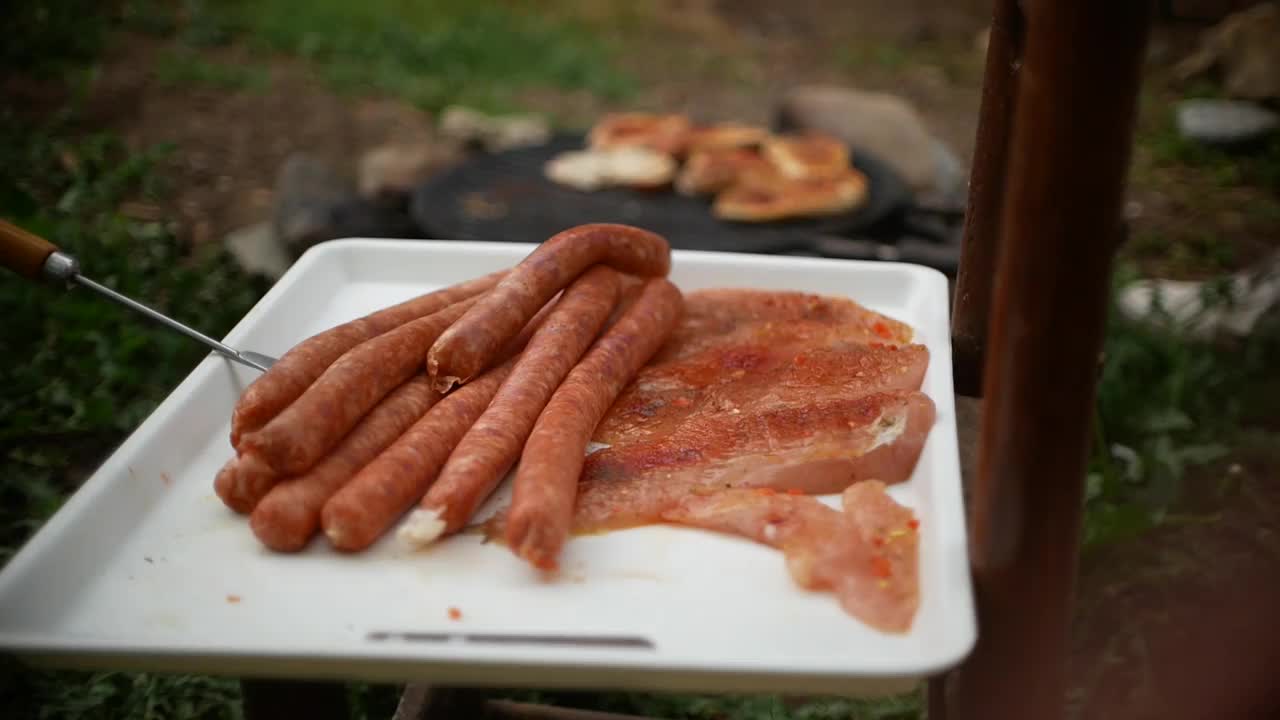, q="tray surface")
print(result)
[0,239,974,695]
